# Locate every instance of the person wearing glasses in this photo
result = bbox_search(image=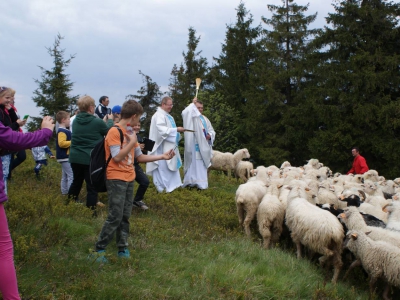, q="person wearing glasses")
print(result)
[146,96,184,193]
